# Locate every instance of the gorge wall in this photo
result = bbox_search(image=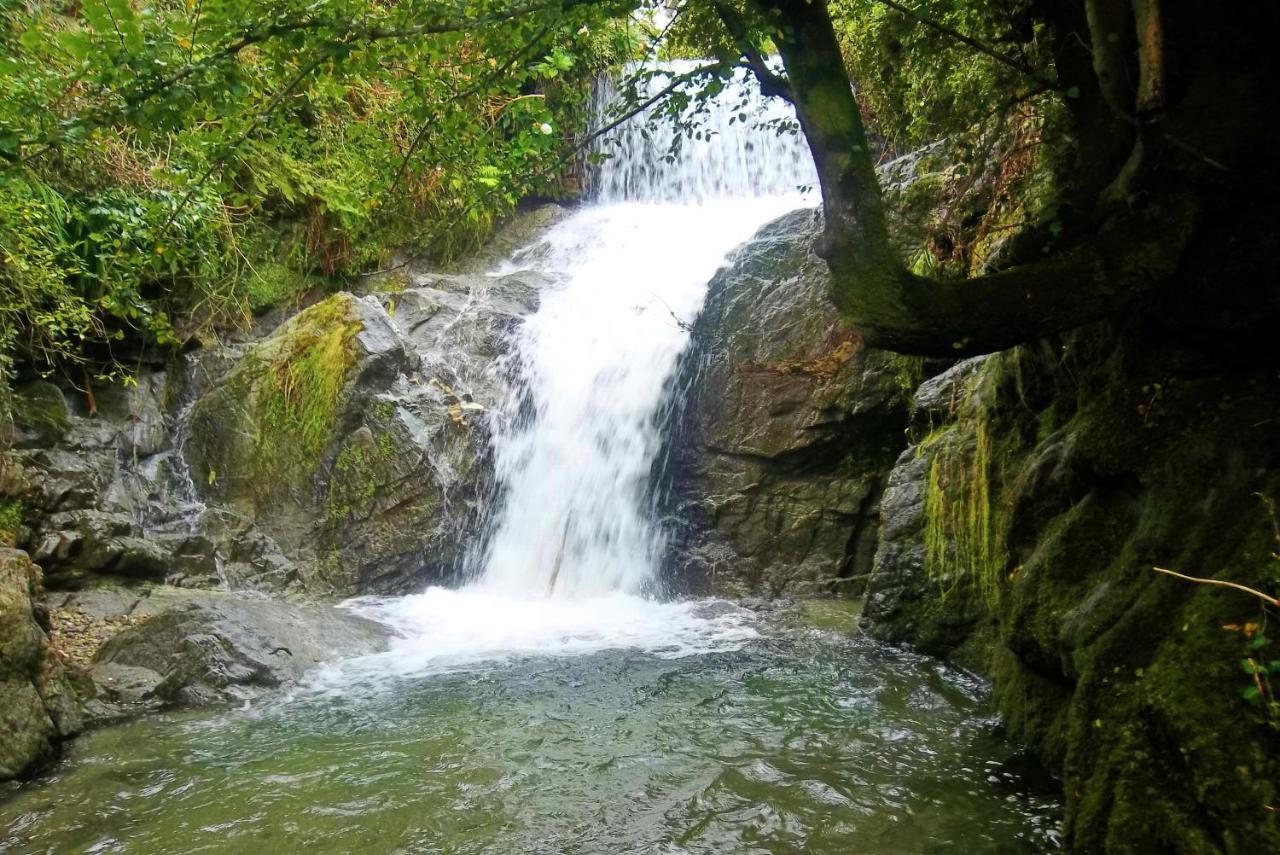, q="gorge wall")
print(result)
[669,204,1280,851]
[3,186,1278,851]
